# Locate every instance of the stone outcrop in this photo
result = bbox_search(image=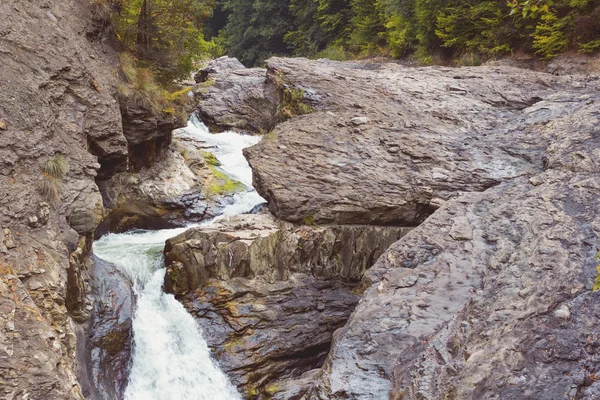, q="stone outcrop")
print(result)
[95,131,240,237]
[119,101,186,173]
[197,56,600,399]
[243,57,594,225]
[307,169,599,399]
[164,213,408,294]
[163,213,410,397]
[194,56,279,133]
